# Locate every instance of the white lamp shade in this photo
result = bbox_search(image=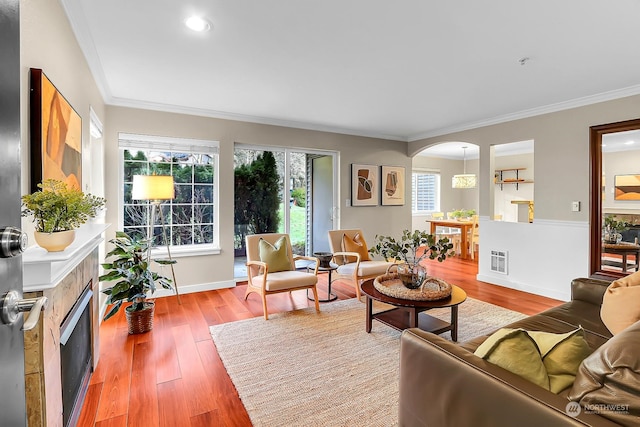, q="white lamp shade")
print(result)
[452,174,477,189]
[131,175,175,200]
